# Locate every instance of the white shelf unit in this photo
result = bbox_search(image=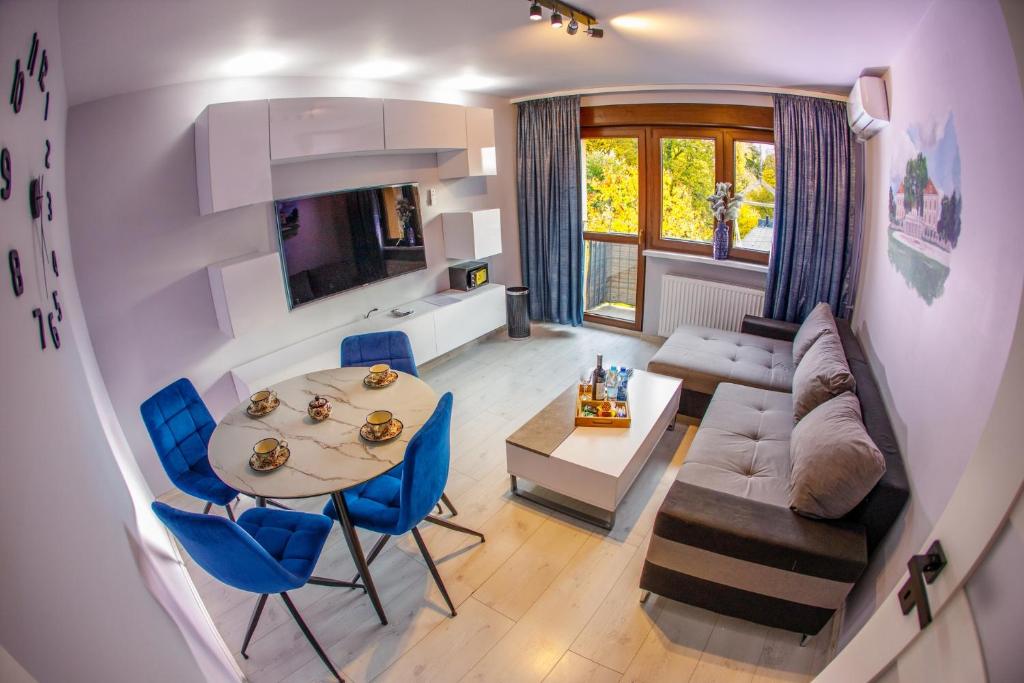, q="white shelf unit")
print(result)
[438,106,497,178]
[269,98,385,161]
[230,283,507,400]
[207,252,289,338]
[442,209,503,260]
[383,99,467,151]
[195,100,273,215]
